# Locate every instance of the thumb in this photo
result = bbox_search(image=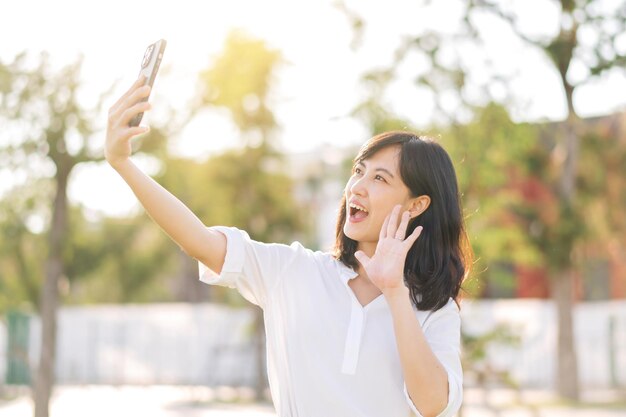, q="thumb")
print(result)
[354,250,369,265]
